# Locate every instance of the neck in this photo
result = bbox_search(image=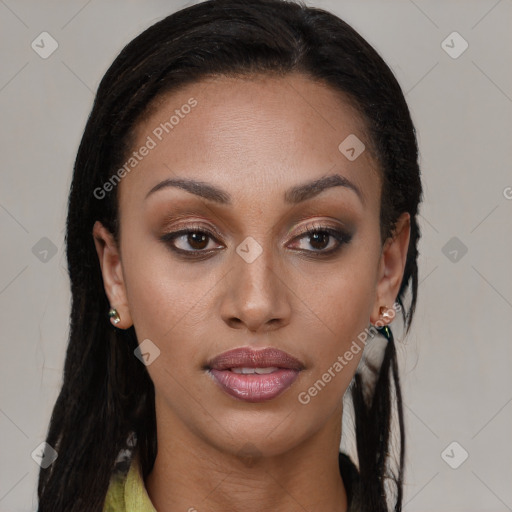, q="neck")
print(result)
[145,401,348,512]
